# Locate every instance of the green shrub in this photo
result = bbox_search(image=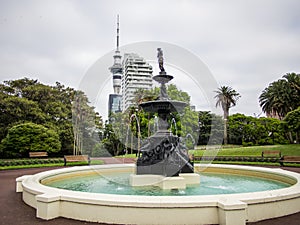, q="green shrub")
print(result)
[1,122,61,158]
[242,142,254,147]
